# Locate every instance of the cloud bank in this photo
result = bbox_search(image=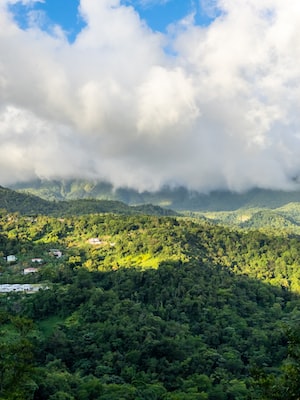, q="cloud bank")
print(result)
[1,0,300,192]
